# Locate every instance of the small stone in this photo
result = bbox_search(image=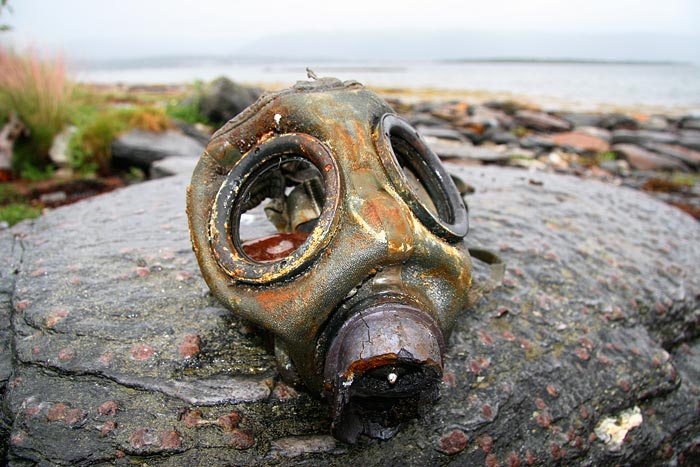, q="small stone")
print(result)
[65,408,86,426]
[98,400,118,416]
[612,144,689,171]
[47,403,67,421]
[515,110,572,132]
[131,344,155,361]
[99,420,117,437]
[439,429,468,455]
[175,270,193,281]
[46,308,70,327]
[477,434,494,453]
[178,334,200,359]
[160,430,182,449]
[227,429,254,450]
[58,348,76,361]
[181,409,202,428]
[612,129,676,145]
[217,412,241,431]
[546,131,610,154]
[134,267,150,277]
[272,381,300,401]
